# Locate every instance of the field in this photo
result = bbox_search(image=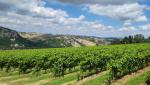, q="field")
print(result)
[0,43,150,85]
